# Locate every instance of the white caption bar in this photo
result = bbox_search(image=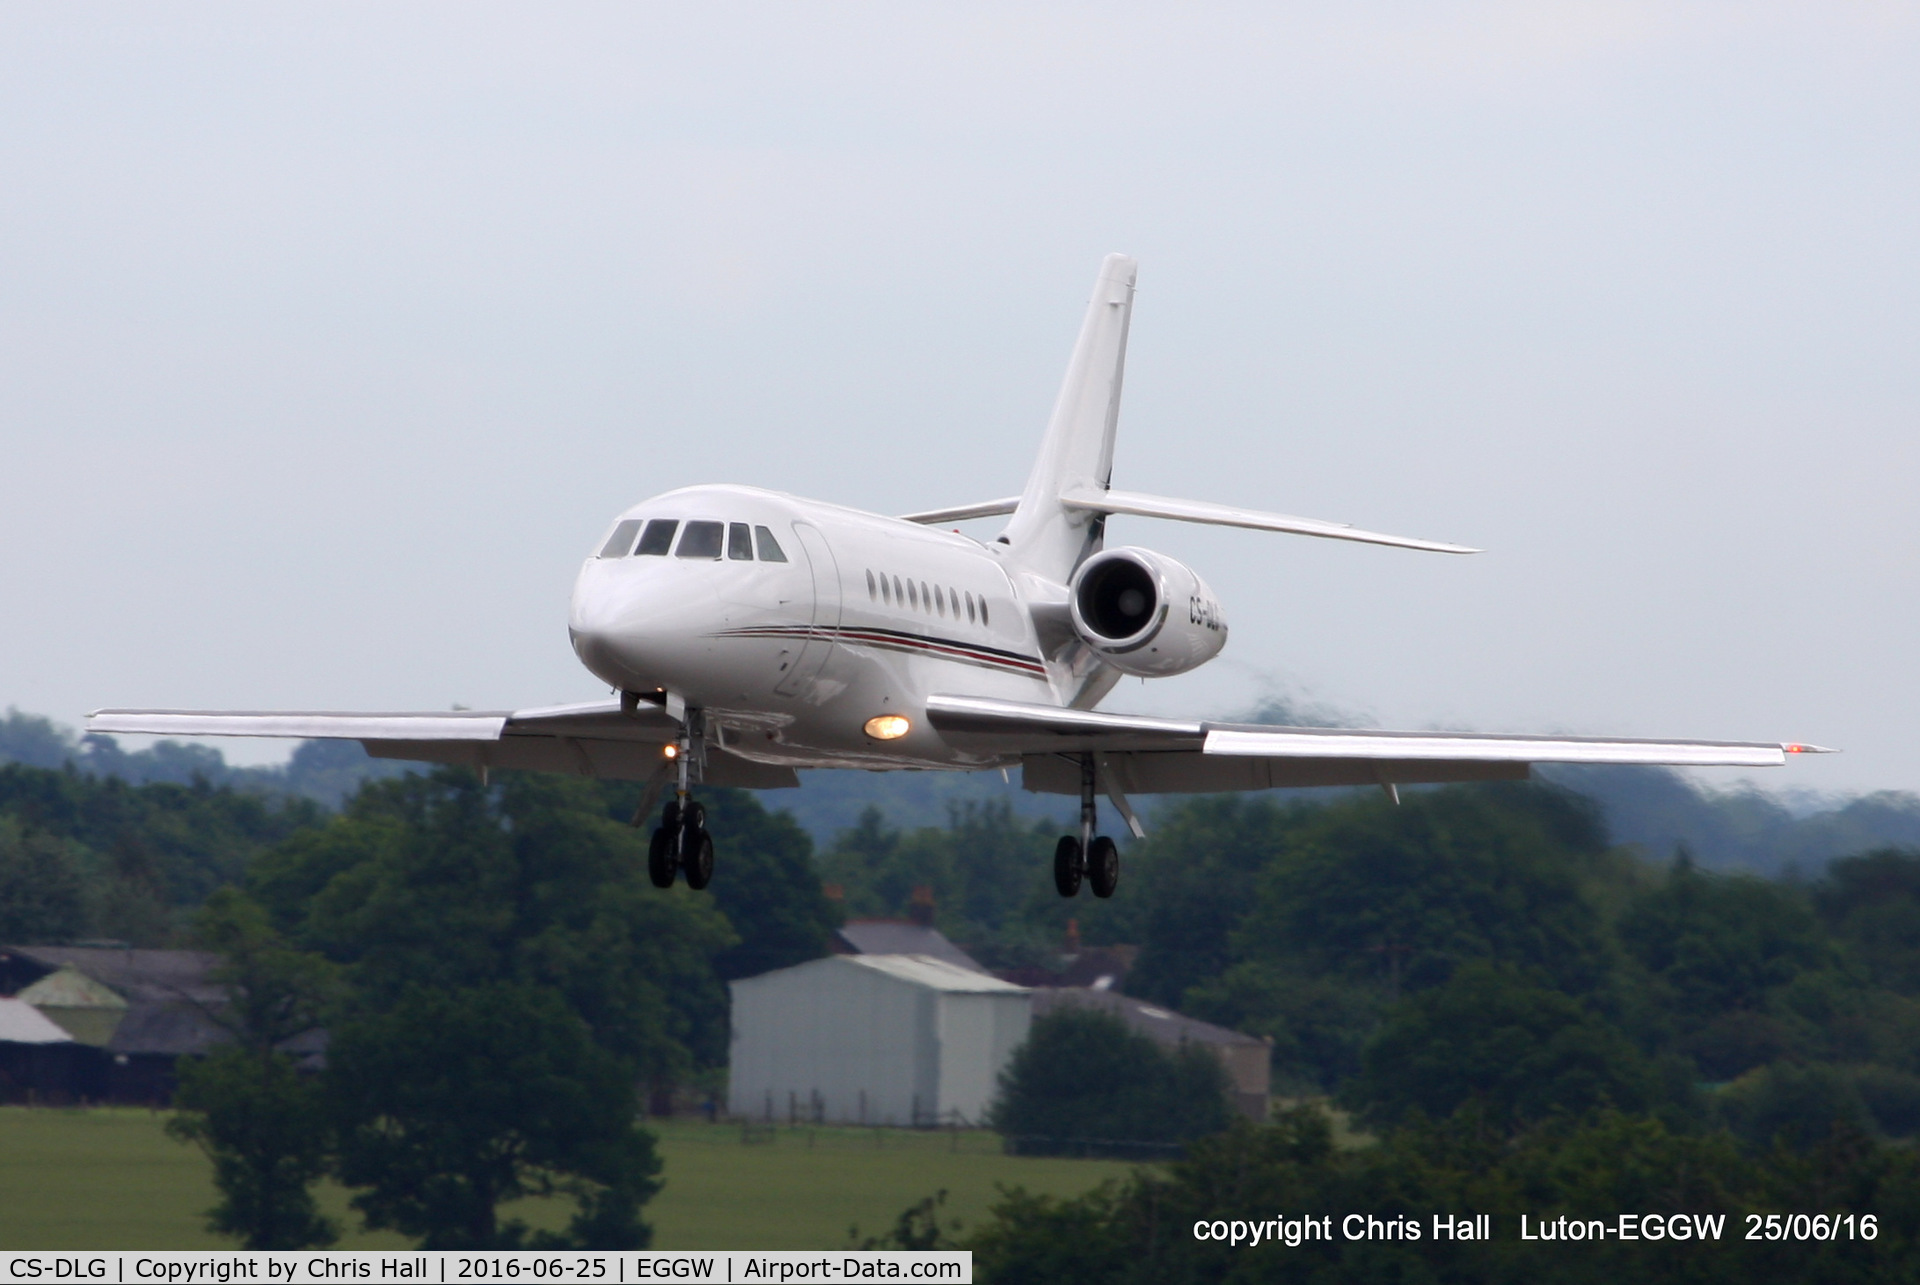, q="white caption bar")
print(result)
[0,1253,970,1285]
